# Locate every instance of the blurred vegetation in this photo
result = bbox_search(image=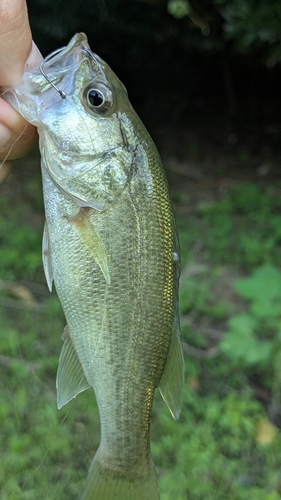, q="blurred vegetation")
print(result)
[27,0,281,66]
[1,149,281,498]
[217,0,281,66]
